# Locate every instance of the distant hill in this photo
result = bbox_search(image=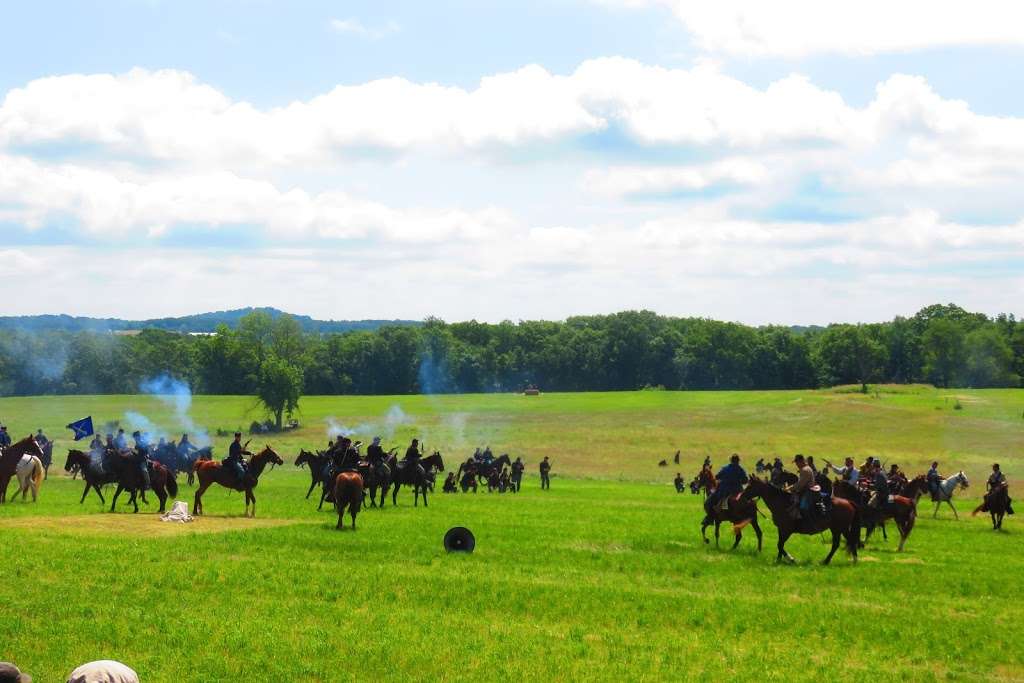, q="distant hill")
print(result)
[0,307,419,334]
